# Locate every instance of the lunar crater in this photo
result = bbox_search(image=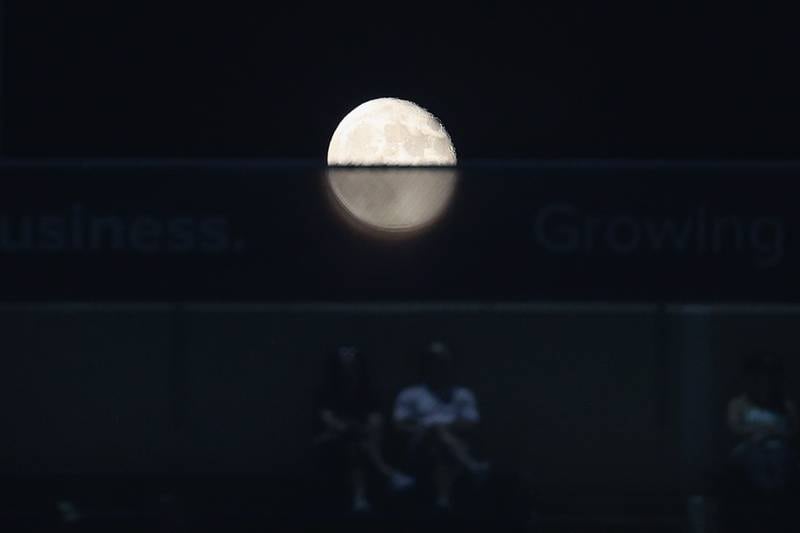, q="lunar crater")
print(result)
[328,97,456,166]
